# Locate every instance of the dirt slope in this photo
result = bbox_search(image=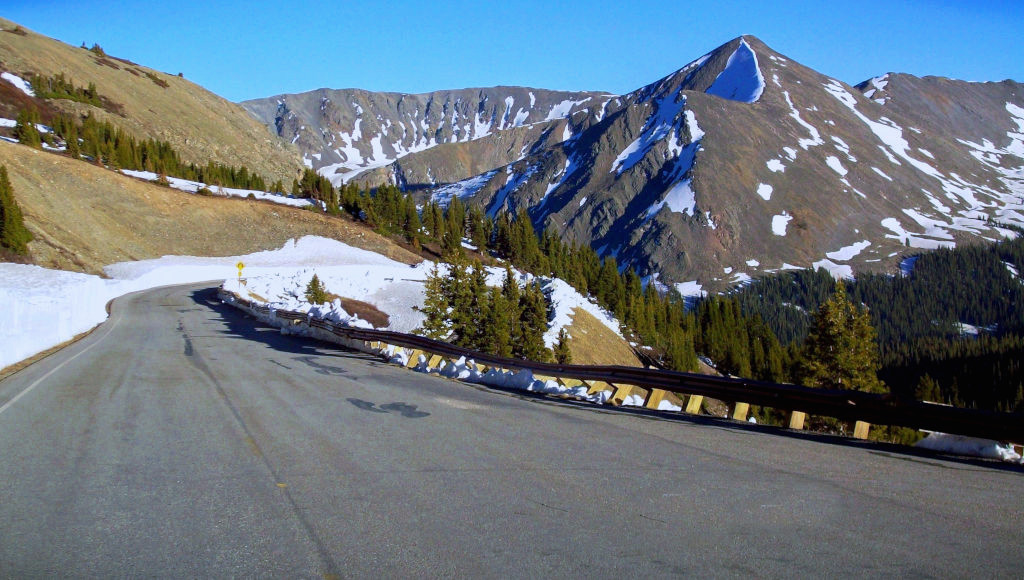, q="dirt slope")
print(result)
[0,18,302,184]
[0,141,420,275]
